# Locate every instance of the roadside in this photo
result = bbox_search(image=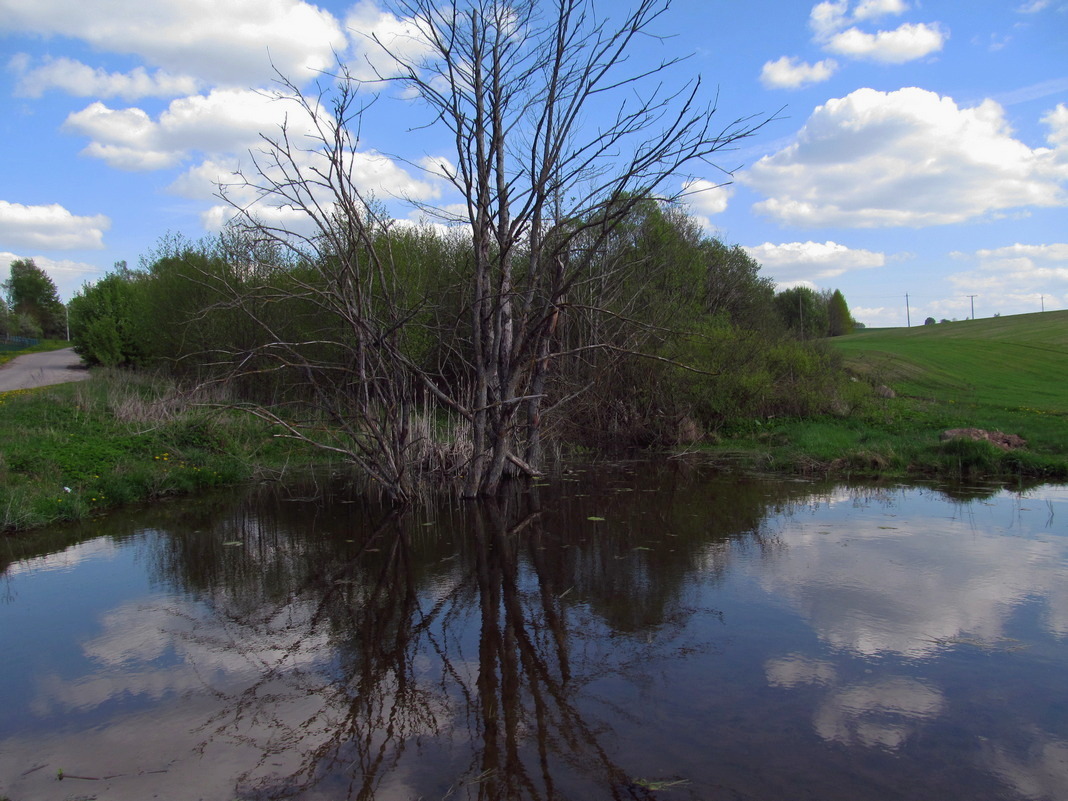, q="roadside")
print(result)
[0,347,89,392]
